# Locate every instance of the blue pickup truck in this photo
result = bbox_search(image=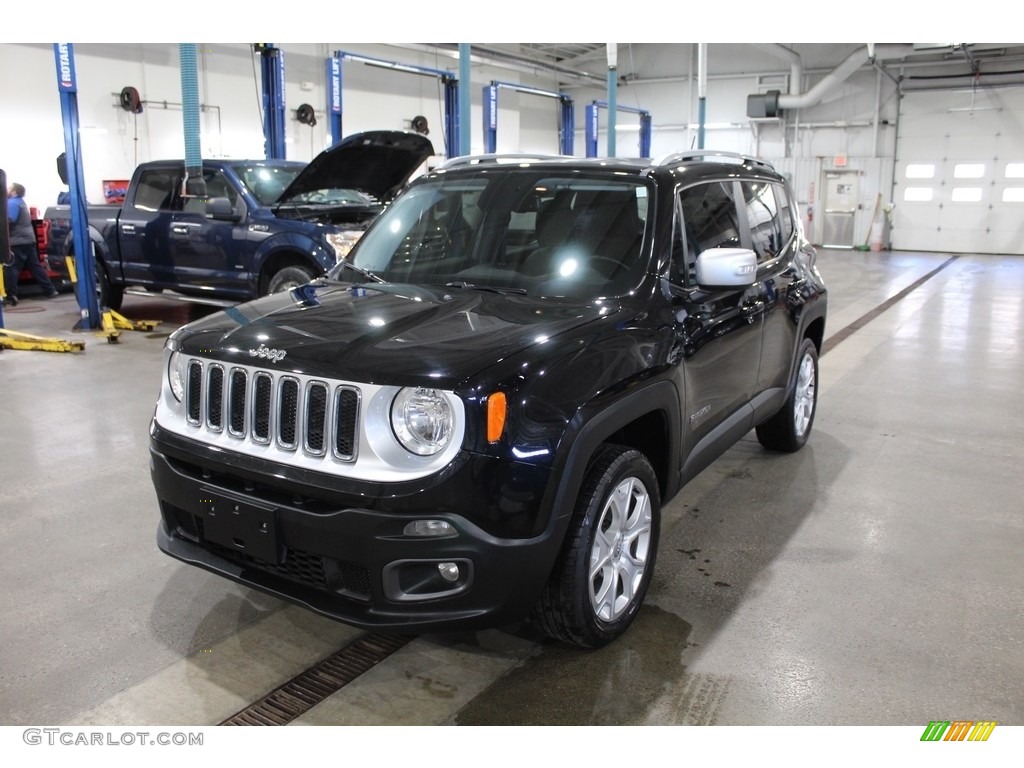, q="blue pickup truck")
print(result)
[43,130,435,310]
